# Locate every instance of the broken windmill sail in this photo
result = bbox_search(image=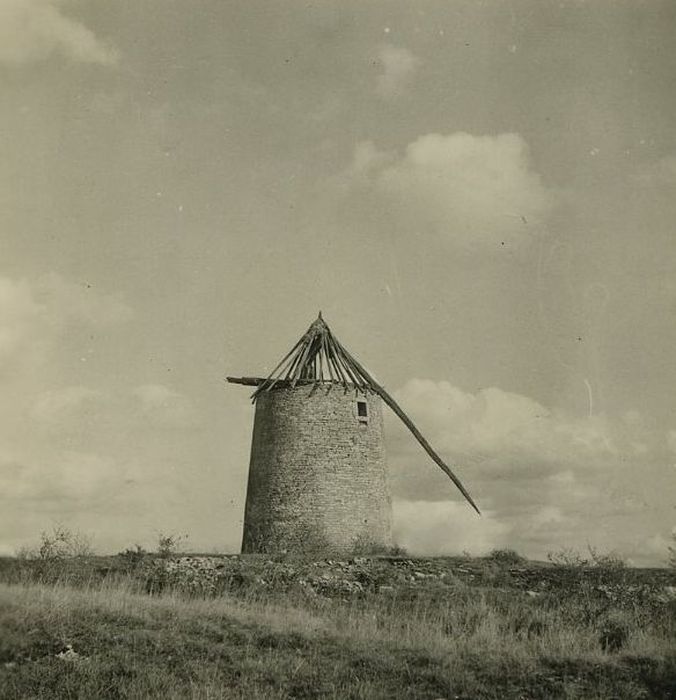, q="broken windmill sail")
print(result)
[227,313,480,515]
